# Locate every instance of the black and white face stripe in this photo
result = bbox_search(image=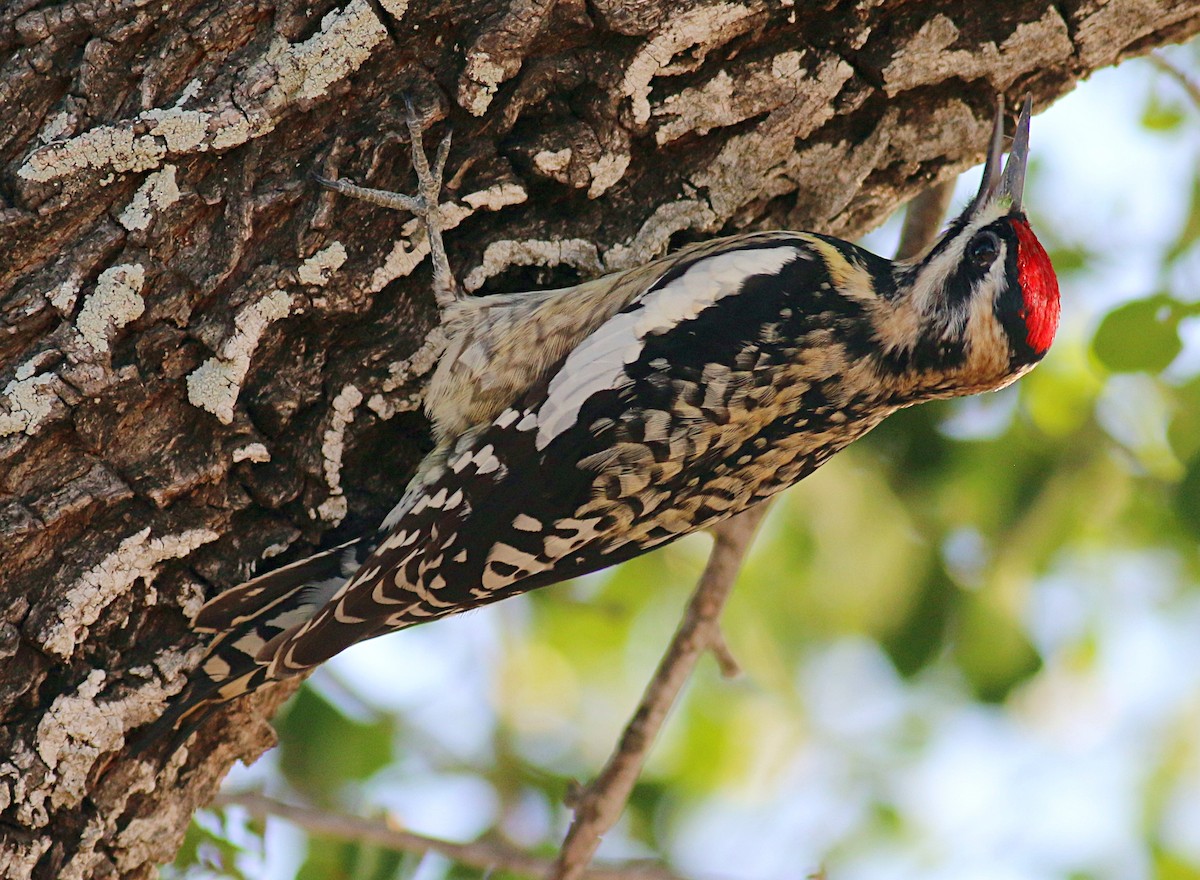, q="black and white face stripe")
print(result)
[876,204,1027,376]
[904,202,1009,310]
[993,215,1044,368]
